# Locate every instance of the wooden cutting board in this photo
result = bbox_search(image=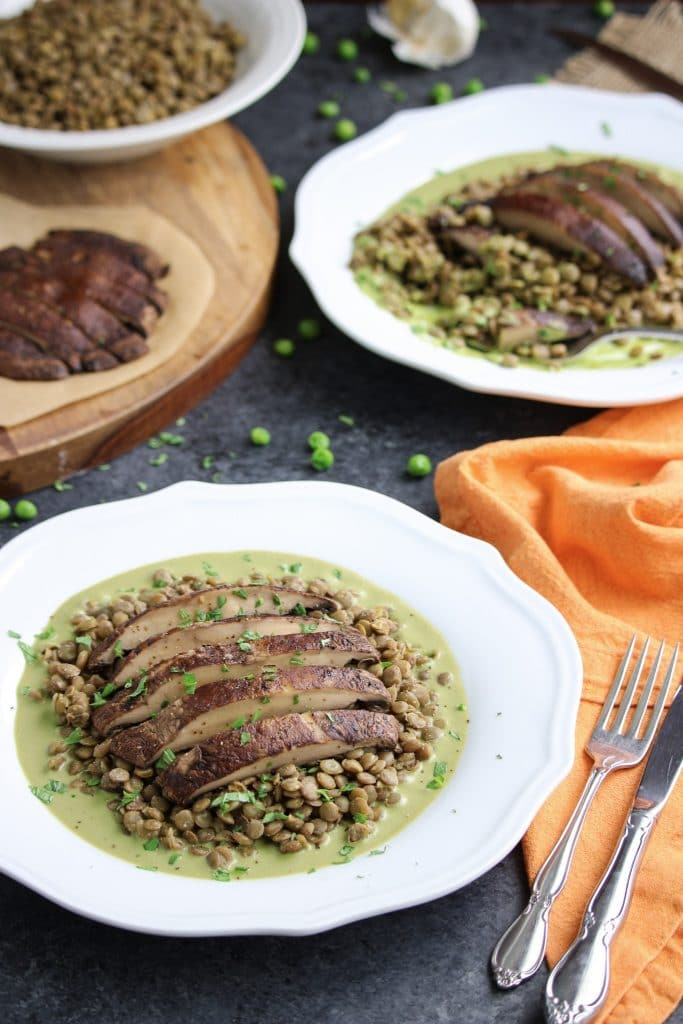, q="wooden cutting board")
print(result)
[0,122,279,496]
